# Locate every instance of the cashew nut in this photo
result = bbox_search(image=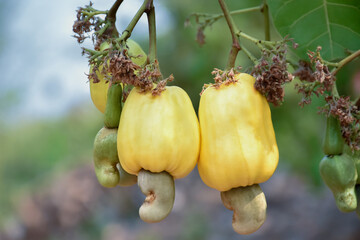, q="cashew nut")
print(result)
[94,127,136,187]
[137,169,175,223]
[221,184,266,235]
